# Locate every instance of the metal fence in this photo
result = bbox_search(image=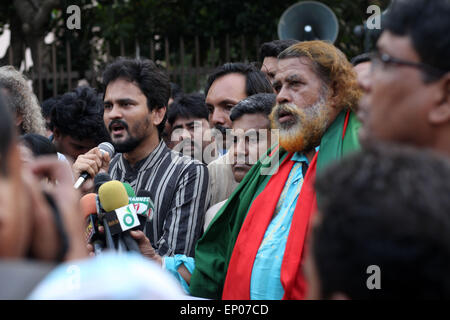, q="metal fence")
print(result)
[7,33,273,102]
